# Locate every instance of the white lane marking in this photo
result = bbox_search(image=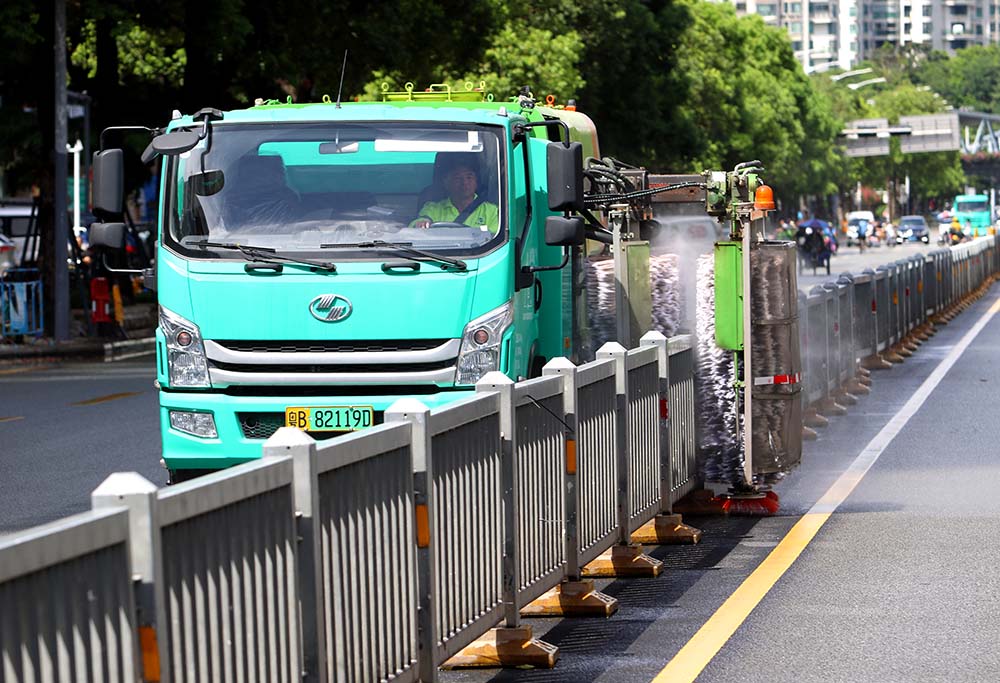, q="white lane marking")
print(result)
[811,294,1000,514]
[652,292,1000,683]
